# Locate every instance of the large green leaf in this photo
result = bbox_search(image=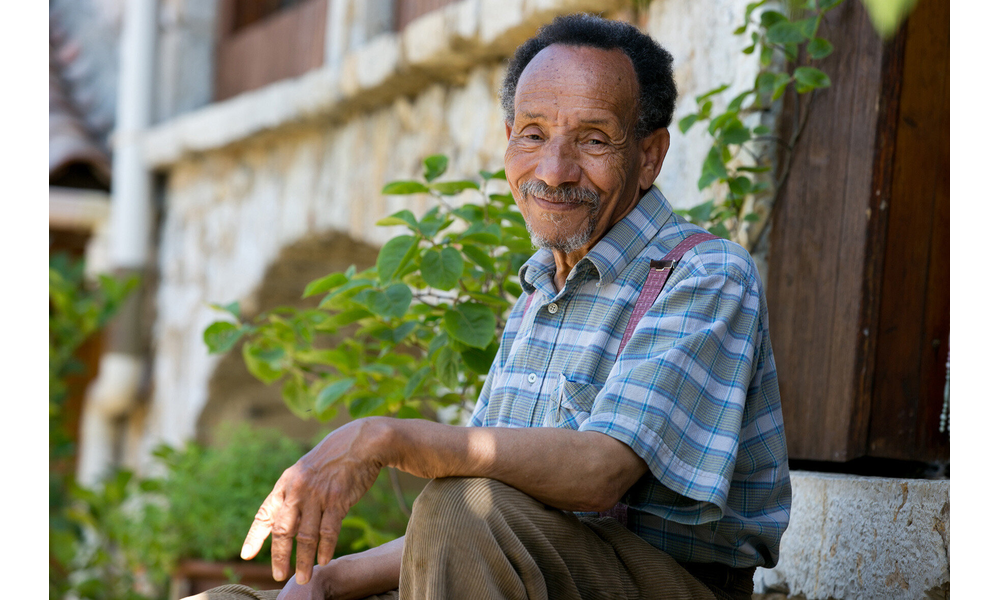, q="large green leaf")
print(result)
[759,10,788,27]
[375,209,420,231]
[462,245,496,273]
[430,181,479,196]
[678,114,700,134]
[203,321,244,354]
[698,146,728,191]
[243,343,285,384]
[461,342,498,375]
[443,302,496,349]
[793,67,831,92]
[687,200,716,224]
[359,283,413,319]
[316,379,354,413]
[377,235,419,283]
[282,377,313,419]
[767,21,807,44]
[421,247,464,290]
[382,181,429,195]
[460,223,502,245]
[303,272,348,298]
[349,395,388,418]
[403,365,432,399]
[807,37,834,59]
[720,120,752,145]
[433,346,461,388]
[296,348,353,371]
[423,155,448,182]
